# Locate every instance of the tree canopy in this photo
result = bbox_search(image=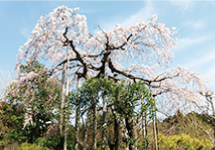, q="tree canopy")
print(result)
[12,6,208,112]
[1,5,212,150]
